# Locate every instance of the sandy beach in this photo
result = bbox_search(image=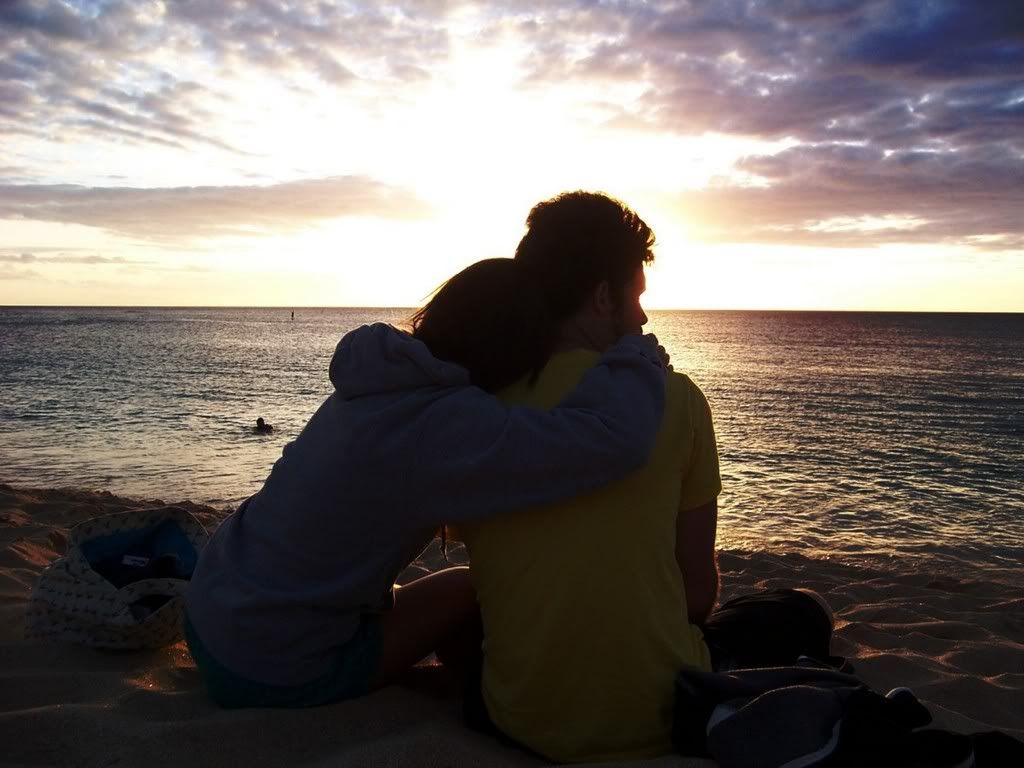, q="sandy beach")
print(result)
[1,482,1021,767]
